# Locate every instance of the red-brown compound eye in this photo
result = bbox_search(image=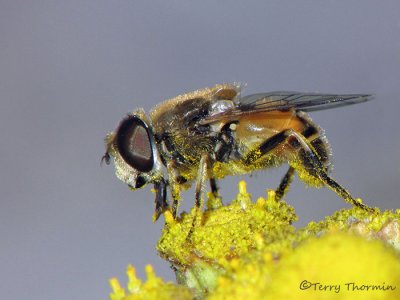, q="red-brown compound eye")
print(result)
[116,116,154,173]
